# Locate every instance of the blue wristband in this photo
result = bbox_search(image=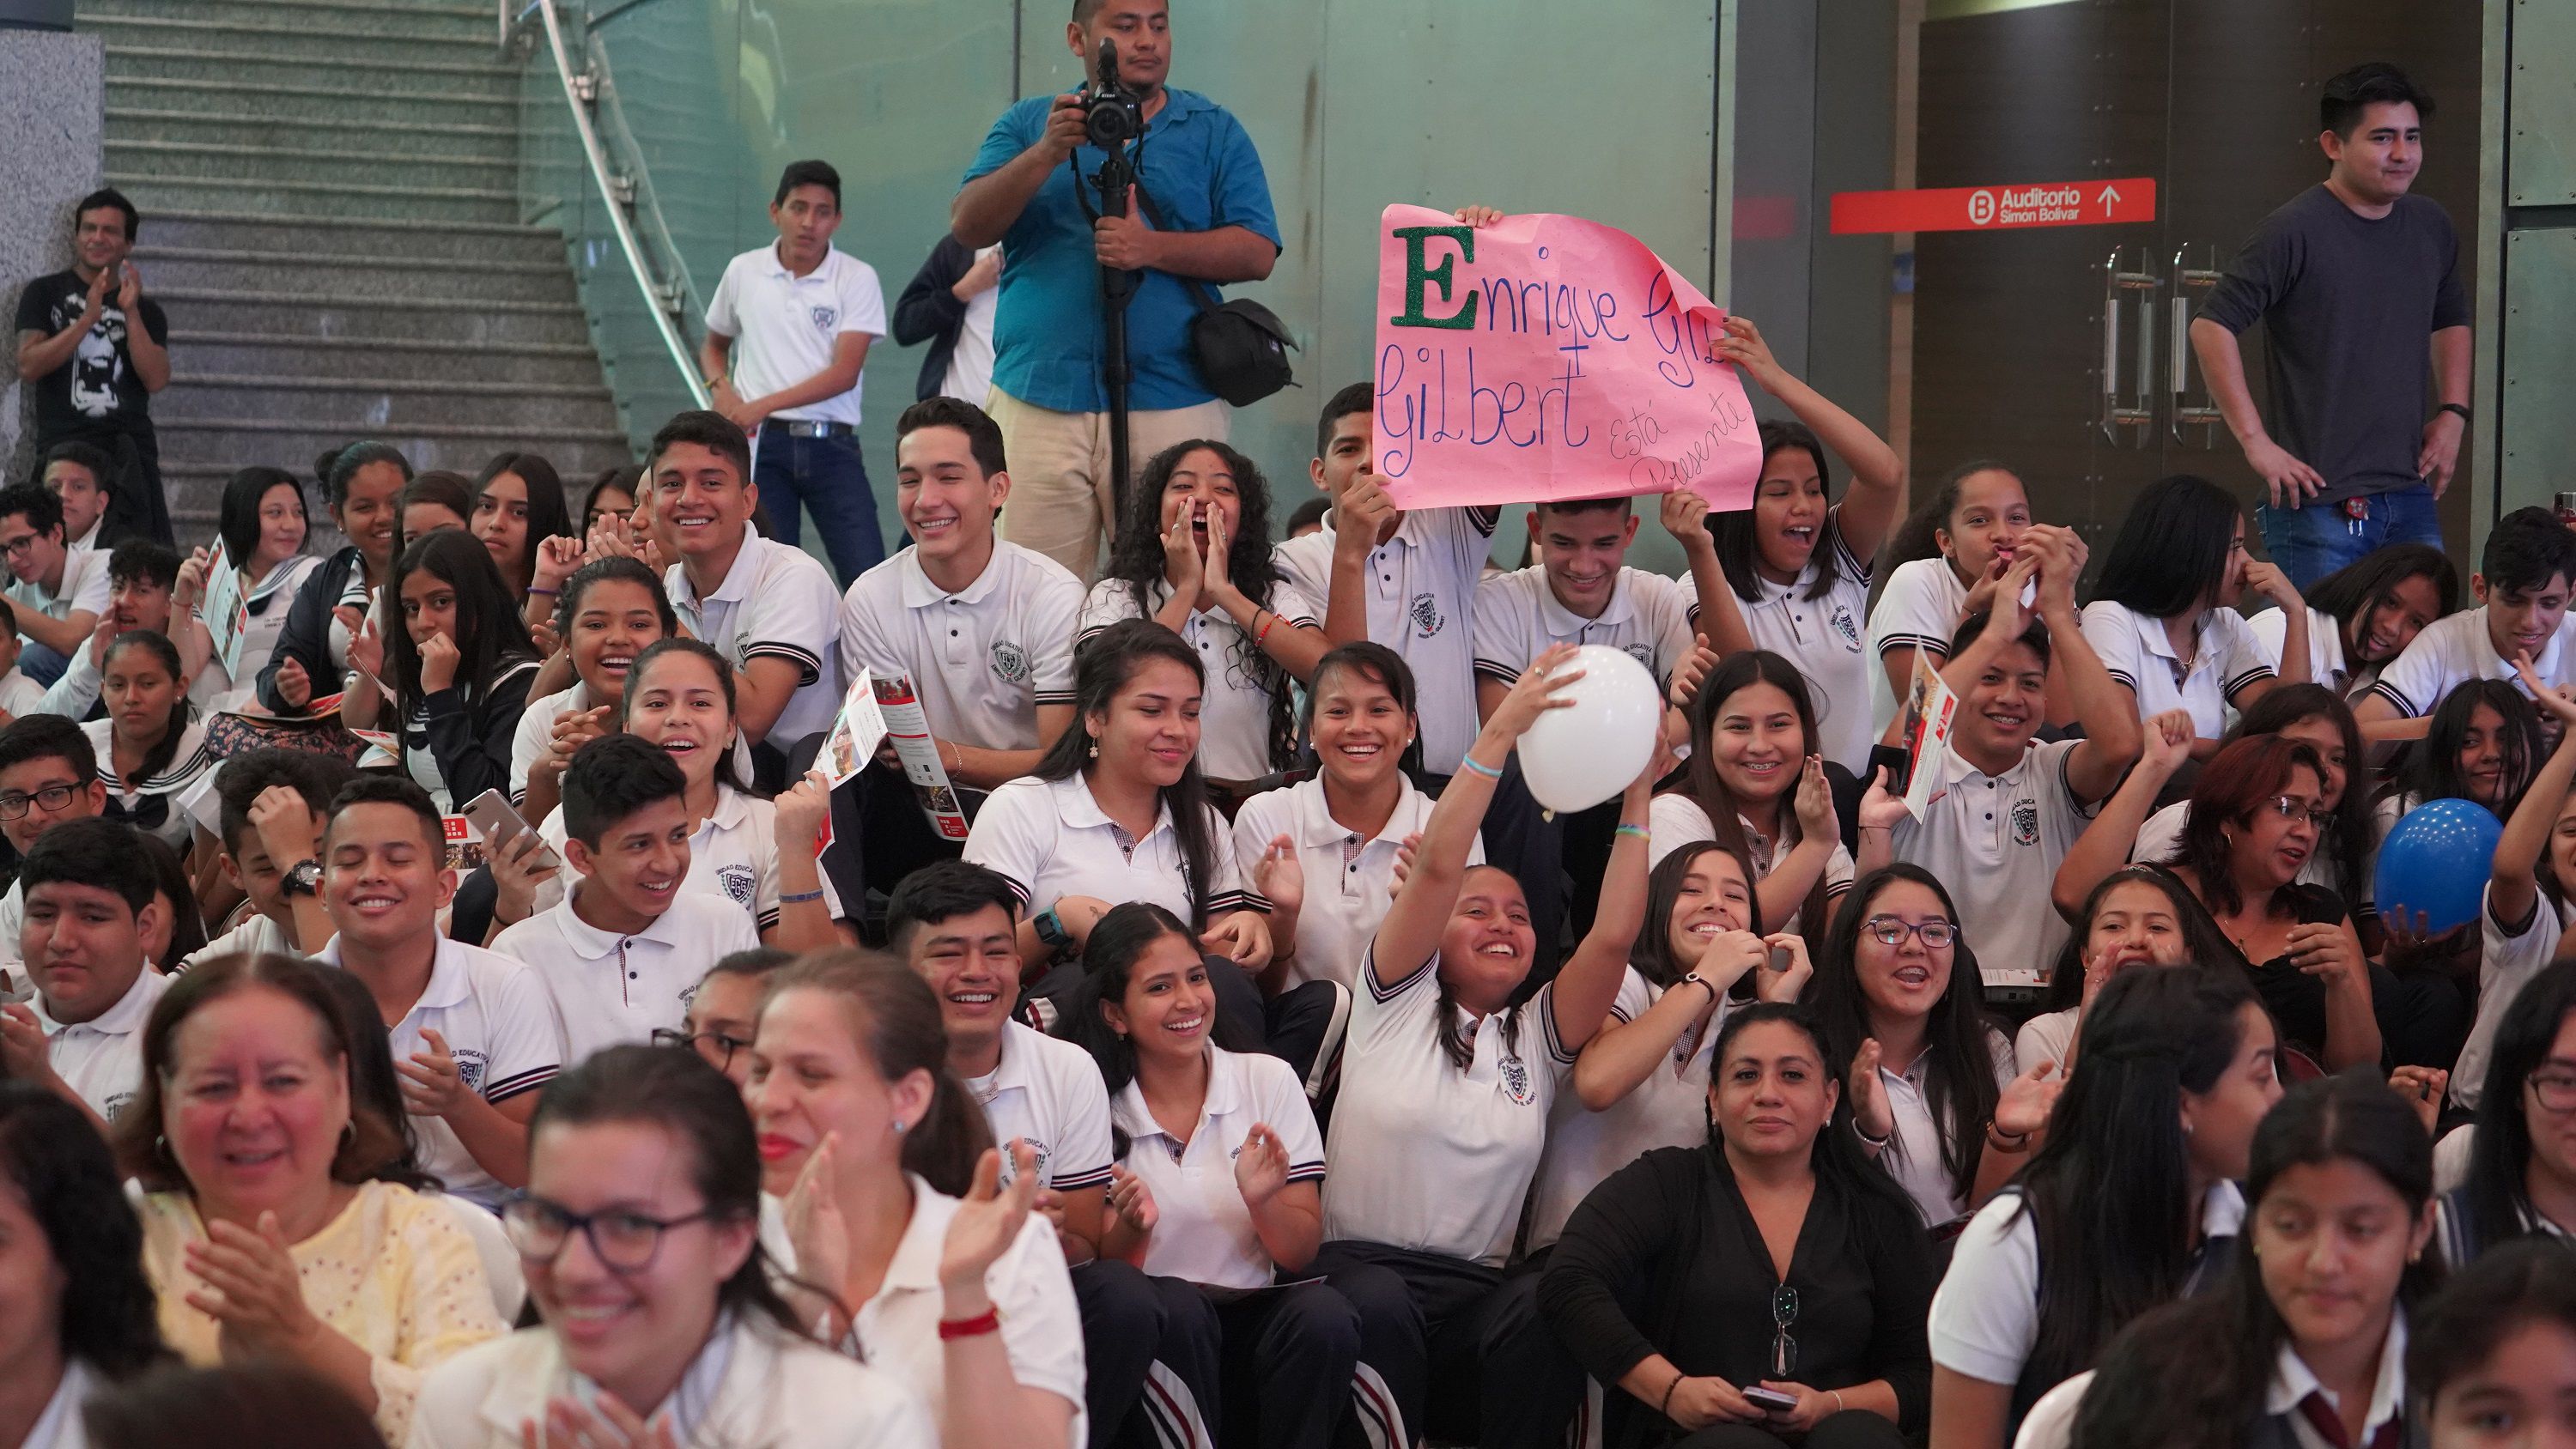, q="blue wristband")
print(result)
[1457,753,1505,780]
